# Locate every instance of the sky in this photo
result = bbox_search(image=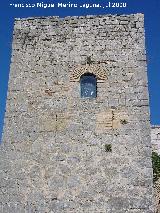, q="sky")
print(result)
[0,0,160,141]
